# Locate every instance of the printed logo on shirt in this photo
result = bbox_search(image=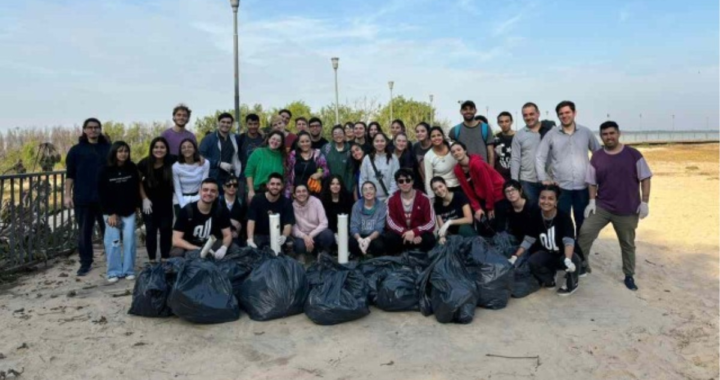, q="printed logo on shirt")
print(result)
[192,218,213,242]
[494,140,512,169]
[539,226,559,251]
